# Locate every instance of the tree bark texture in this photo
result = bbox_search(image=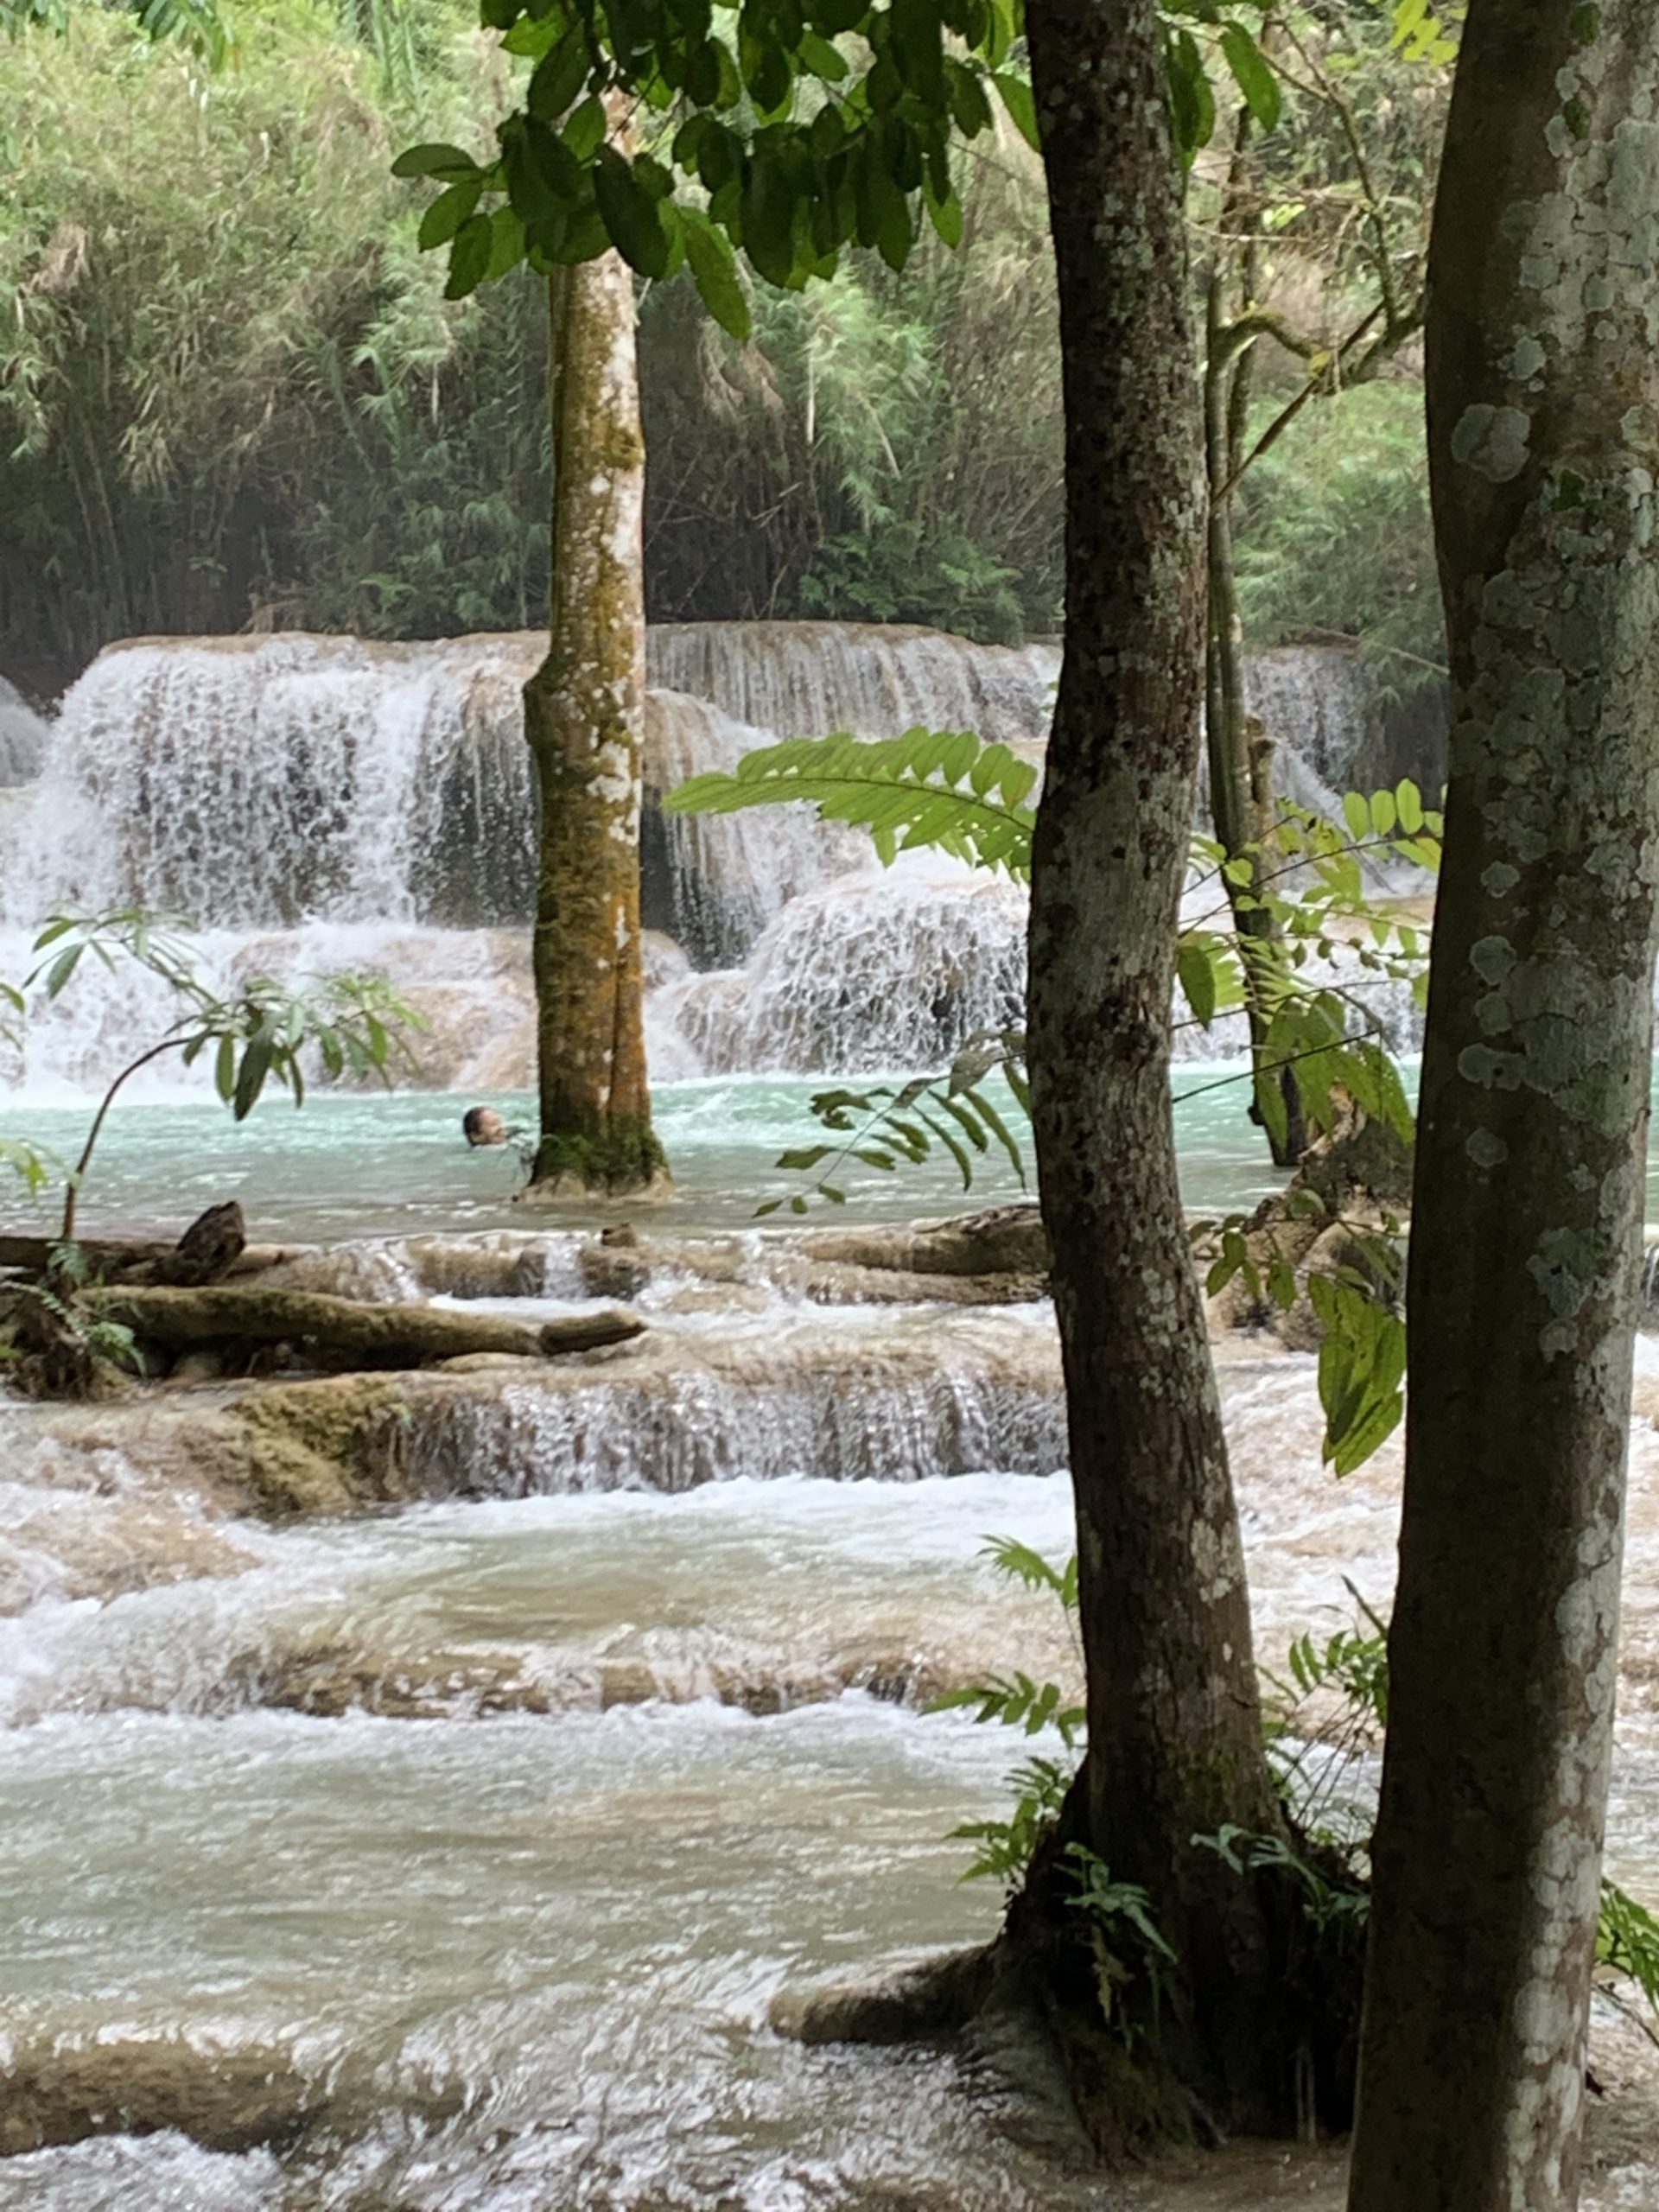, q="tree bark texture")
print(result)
[1350,13,1659,2209]
[523,251,668,1198]
[1025,0,1301,2128]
